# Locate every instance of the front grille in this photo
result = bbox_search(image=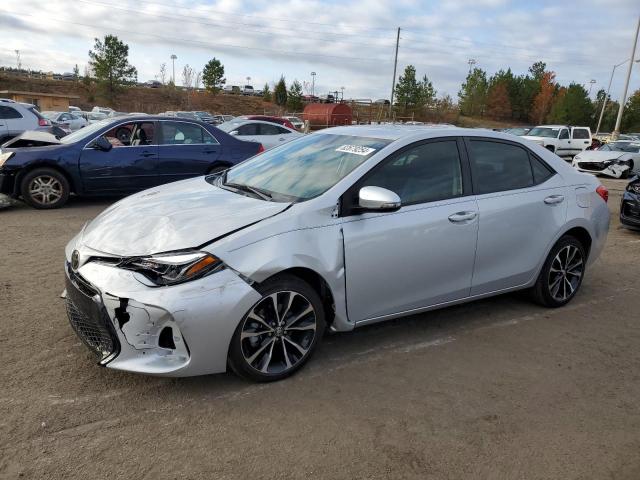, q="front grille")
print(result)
[65,267,119,362]
[579,162,606,171]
